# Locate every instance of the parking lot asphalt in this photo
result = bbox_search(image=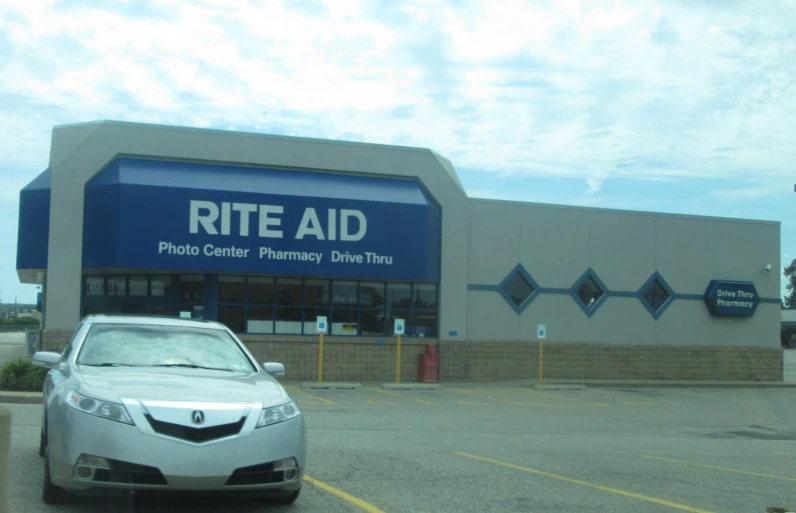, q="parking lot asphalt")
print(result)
[4,385,796,513]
